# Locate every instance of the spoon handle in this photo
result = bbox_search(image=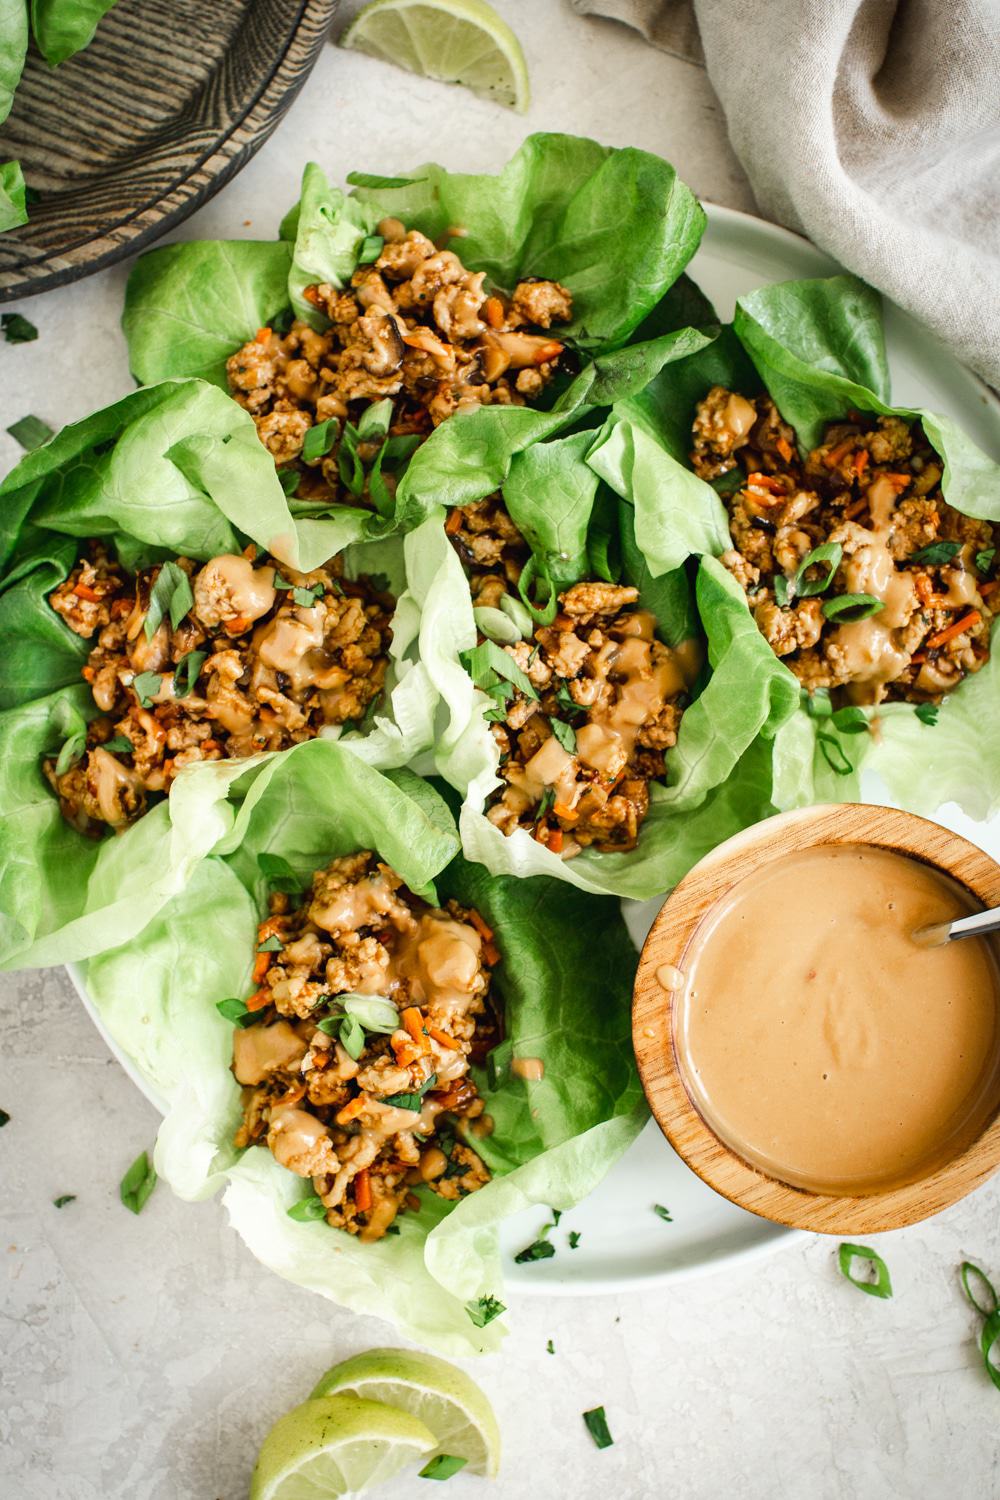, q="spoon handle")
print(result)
[944,906,1000,941]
